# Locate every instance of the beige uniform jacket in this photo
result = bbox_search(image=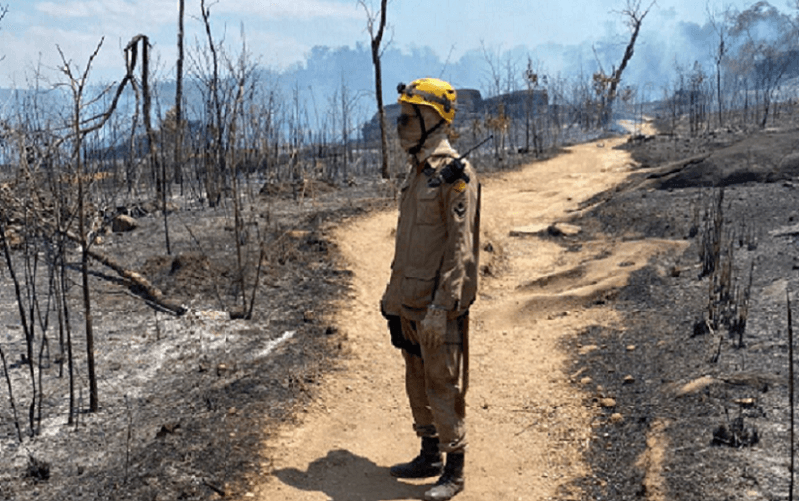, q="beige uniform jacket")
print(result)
[382,141,480,321]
